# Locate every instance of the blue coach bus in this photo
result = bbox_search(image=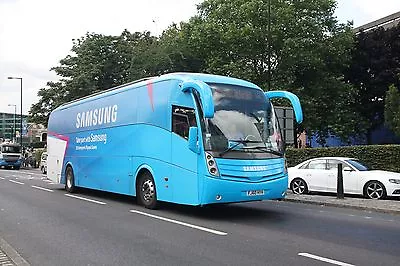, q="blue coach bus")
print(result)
[47,73,302,209]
